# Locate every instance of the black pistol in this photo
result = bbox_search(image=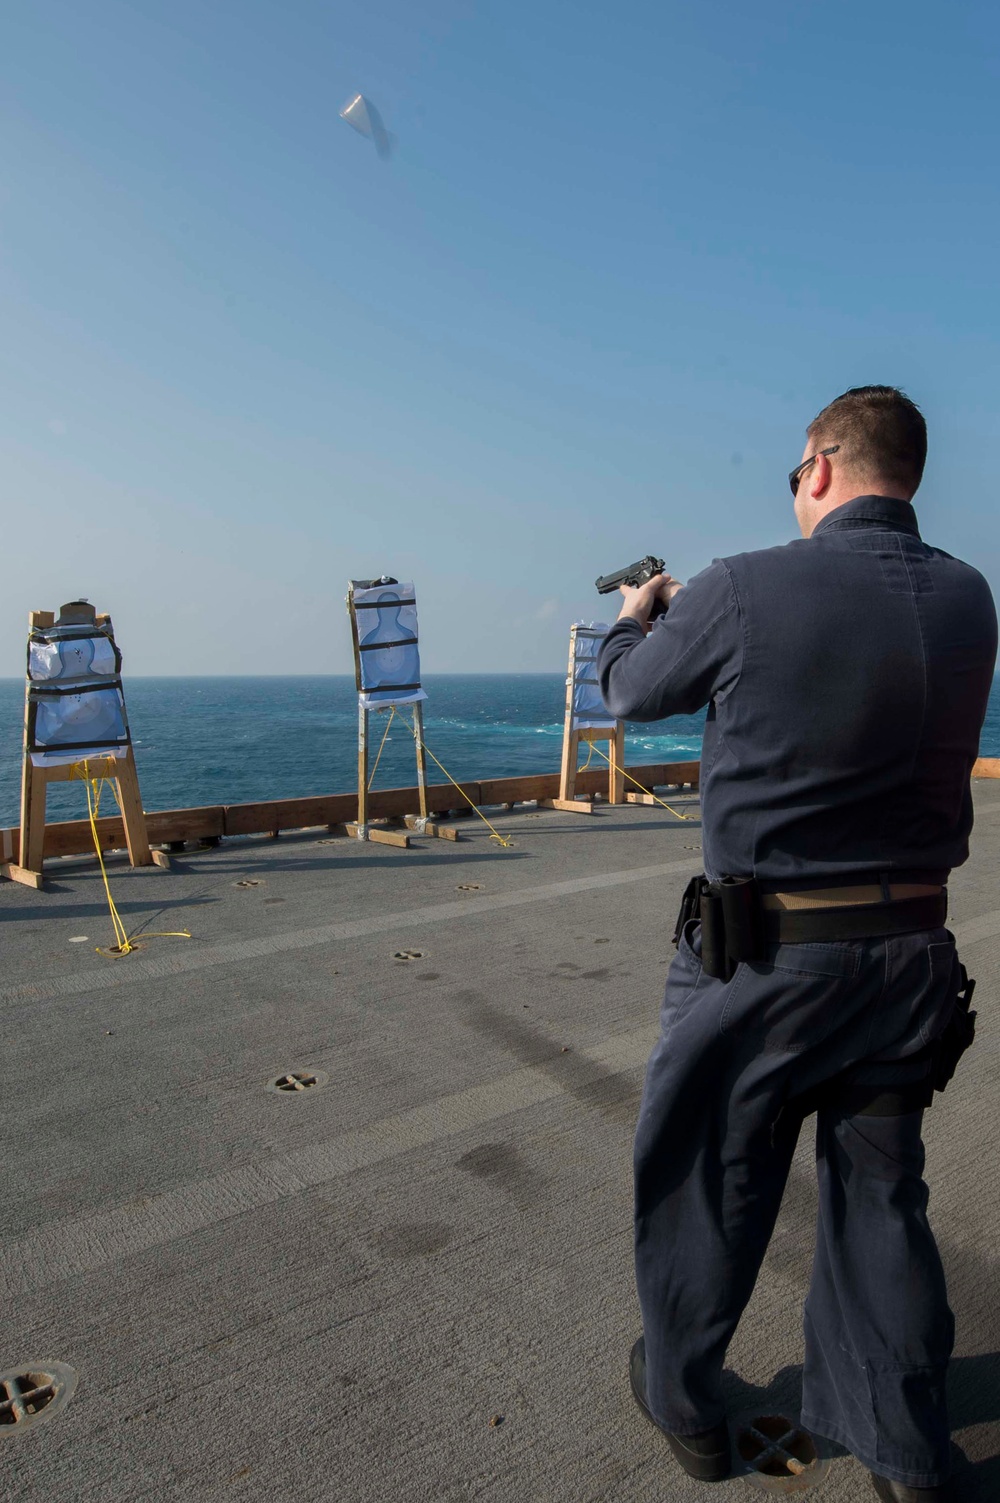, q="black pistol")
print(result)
[595,555,669,619]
